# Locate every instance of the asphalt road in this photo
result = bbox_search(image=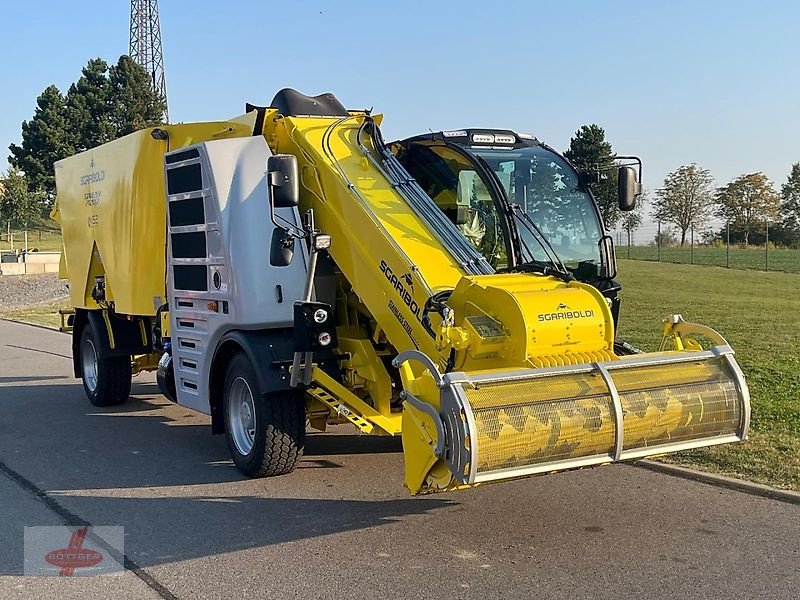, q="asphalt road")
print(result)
[0,319,797,599]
